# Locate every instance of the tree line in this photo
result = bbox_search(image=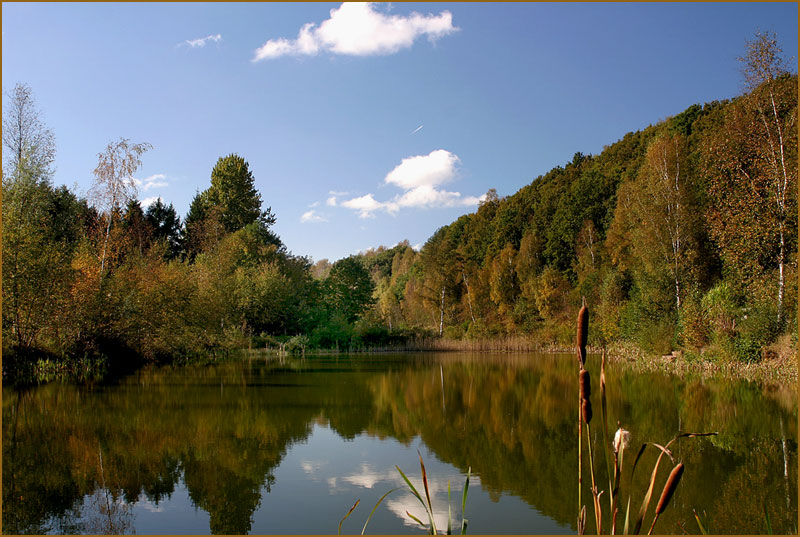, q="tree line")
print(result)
[2,32,796,381]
